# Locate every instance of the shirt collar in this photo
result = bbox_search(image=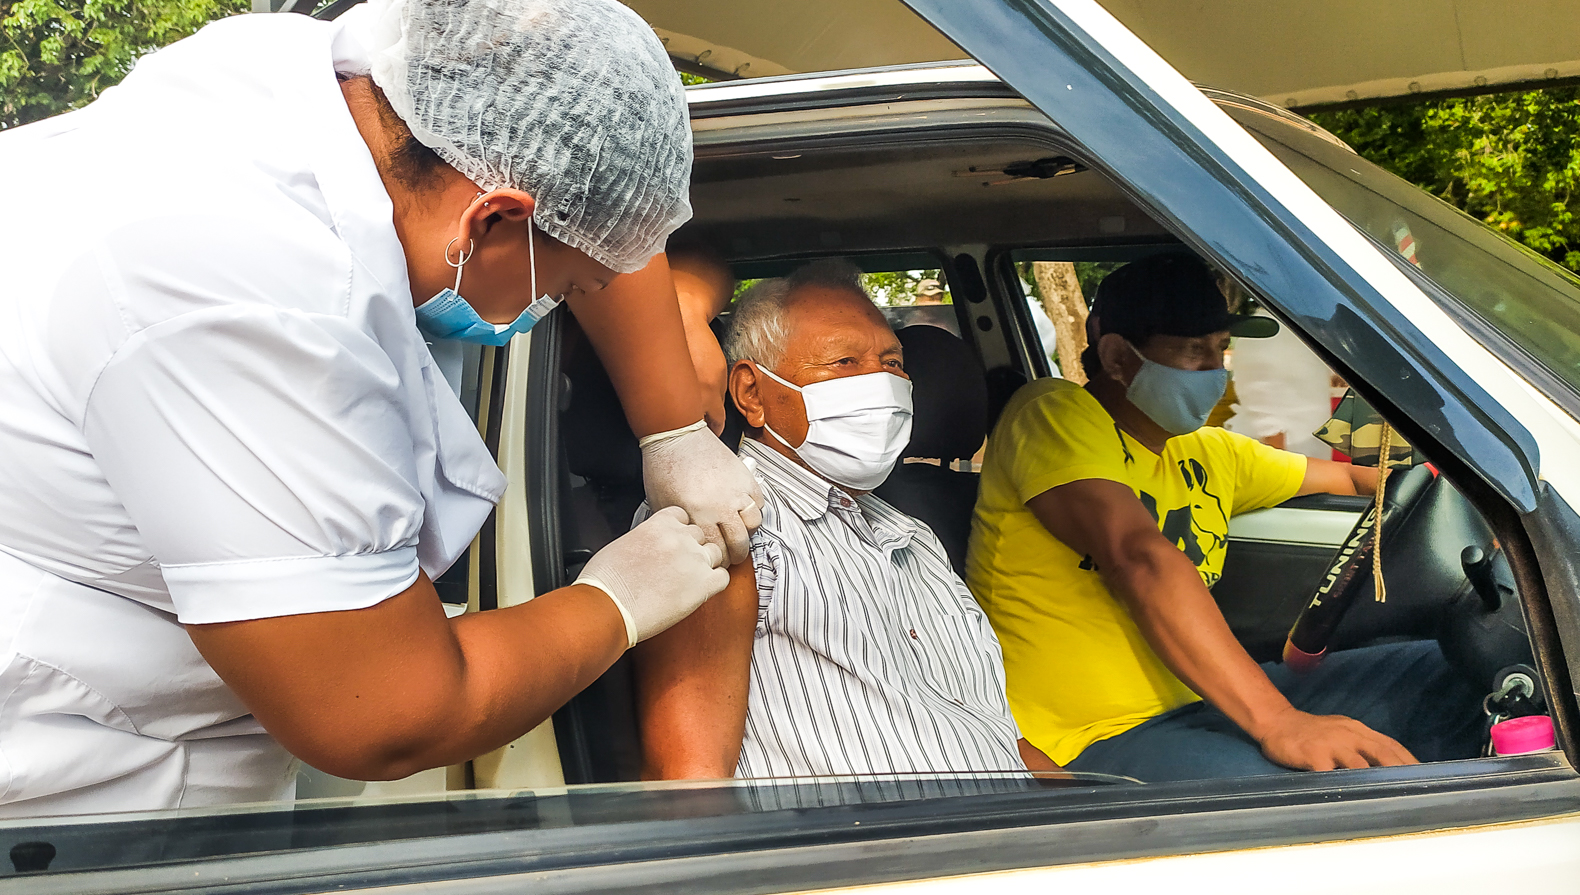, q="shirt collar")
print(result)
[738,438,919,551]
[739,437,838,522]
[298,6,412,304]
